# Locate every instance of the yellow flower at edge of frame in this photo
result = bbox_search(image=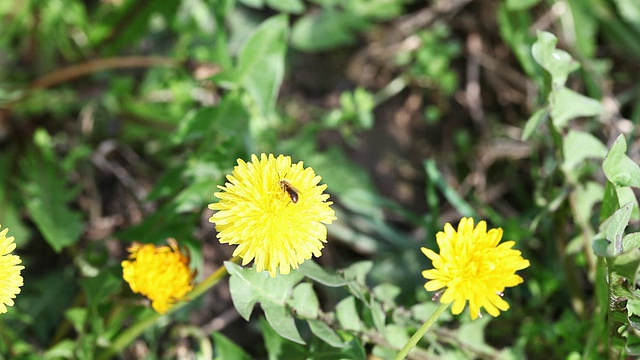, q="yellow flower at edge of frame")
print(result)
[421,217,530,320]
[209,153,337,278]
[0,226,24,314]
[121,239,195,314]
